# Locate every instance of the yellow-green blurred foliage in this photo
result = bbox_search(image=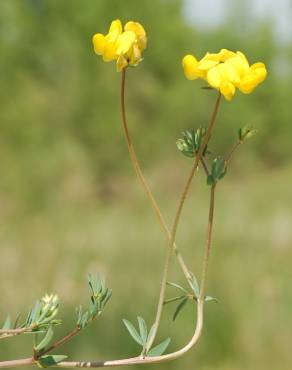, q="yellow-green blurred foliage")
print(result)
[0,1,291,370]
